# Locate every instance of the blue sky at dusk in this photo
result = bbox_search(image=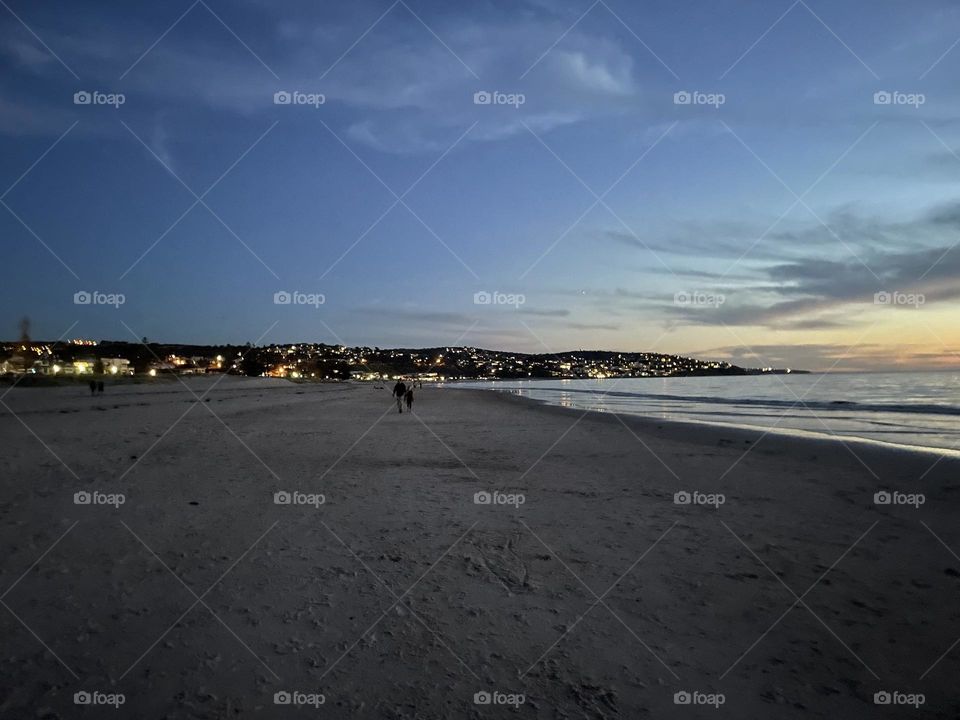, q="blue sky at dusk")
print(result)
[3,0,960,370]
